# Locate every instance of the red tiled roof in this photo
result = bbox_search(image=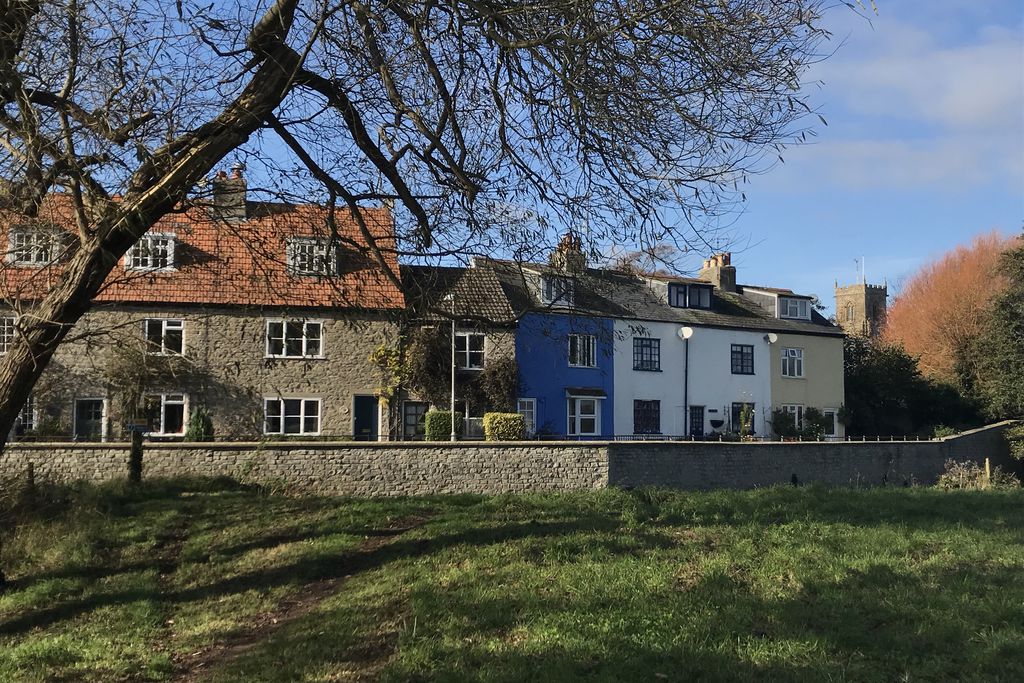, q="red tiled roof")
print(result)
[0,195,405,310]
